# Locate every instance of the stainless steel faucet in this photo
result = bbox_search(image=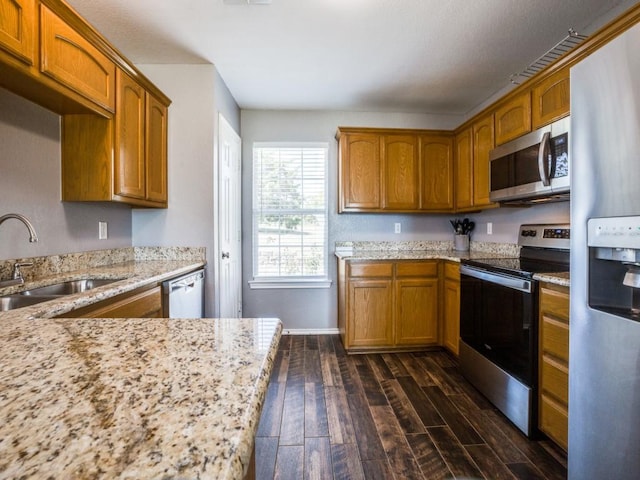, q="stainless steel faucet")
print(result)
[0,213,39,243]
[0,213,38,287]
